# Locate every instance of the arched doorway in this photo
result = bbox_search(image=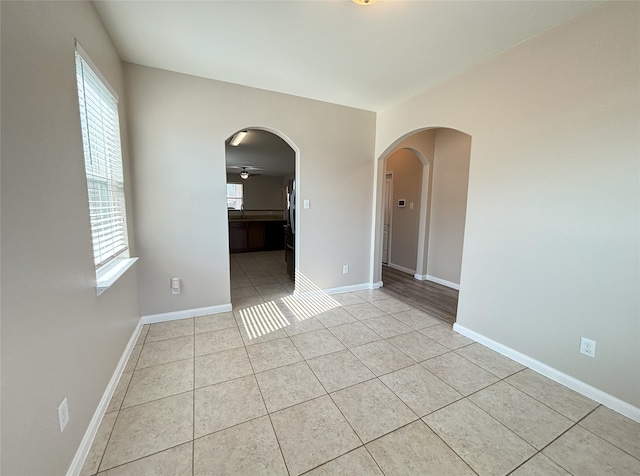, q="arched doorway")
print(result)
[374,127,471,322]
[225,127,299,310]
